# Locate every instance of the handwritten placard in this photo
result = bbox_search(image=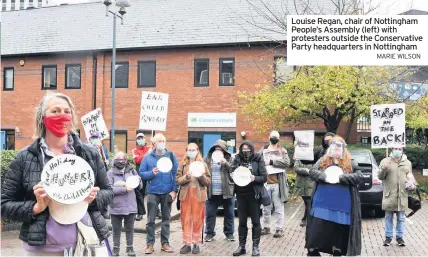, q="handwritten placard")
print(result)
[294,130,315,161]
[139,92,169,131]
[41,154,95,204]
[371,103,406,149]
[81,108,109,141]
[263,149,285,174]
